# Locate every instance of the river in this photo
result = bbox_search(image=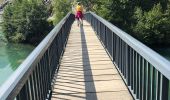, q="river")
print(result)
[0,12,31,86]
[0,42,34,86]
